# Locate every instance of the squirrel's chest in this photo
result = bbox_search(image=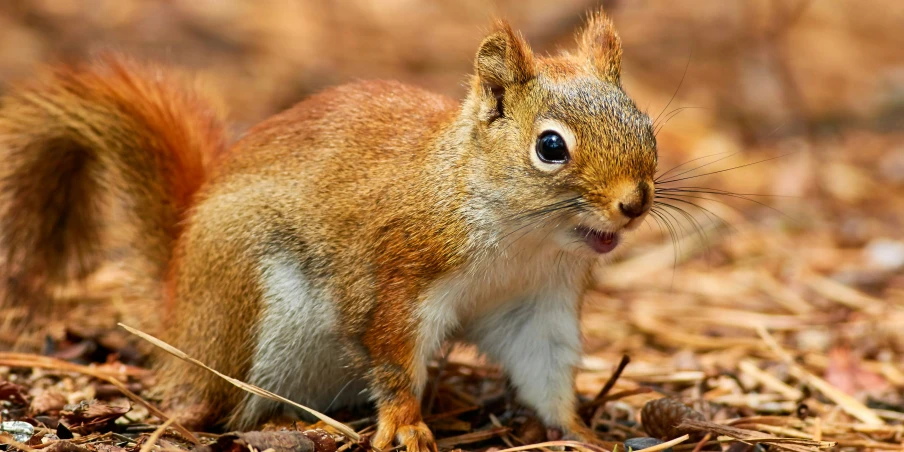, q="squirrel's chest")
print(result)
[416,242,594,338]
